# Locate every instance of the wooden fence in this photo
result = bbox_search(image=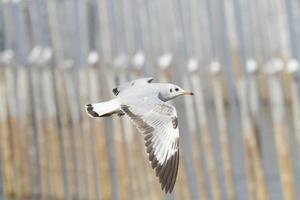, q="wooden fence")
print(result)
[1,0,300,199]
[0,59,300,200]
